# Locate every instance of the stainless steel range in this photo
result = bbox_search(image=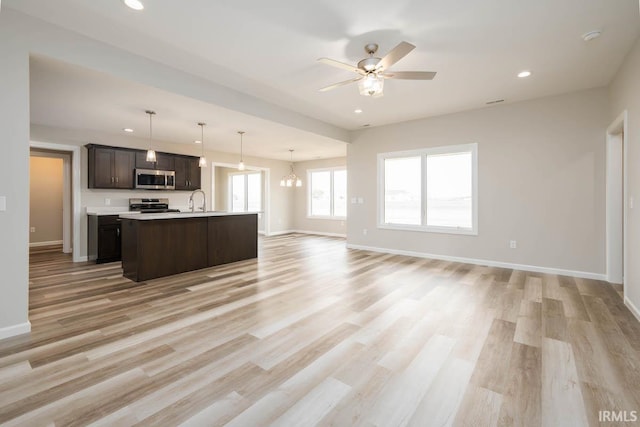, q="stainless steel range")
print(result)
[129,198,180,214]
